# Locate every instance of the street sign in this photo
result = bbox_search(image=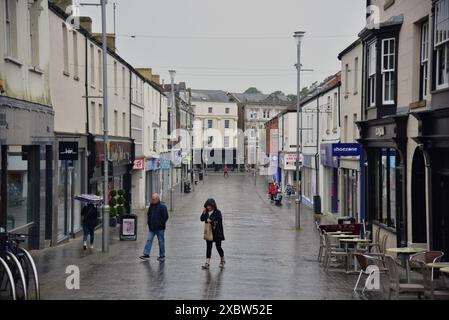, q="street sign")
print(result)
[59,142,79,161]
[332,143,361,157]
